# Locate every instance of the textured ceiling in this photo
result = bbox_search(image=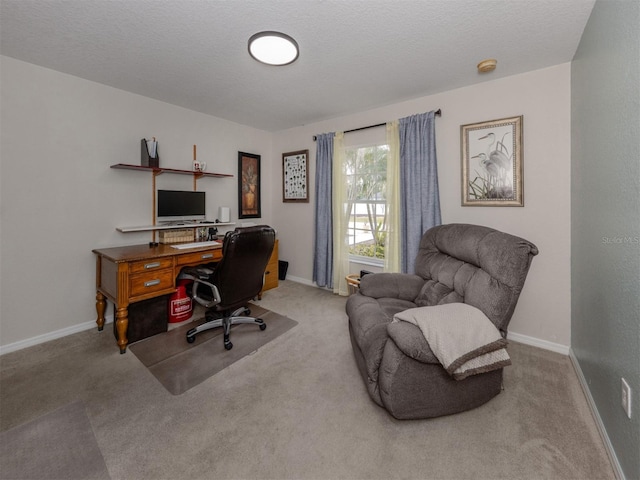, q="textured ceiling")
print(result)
[0,0,595,131]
